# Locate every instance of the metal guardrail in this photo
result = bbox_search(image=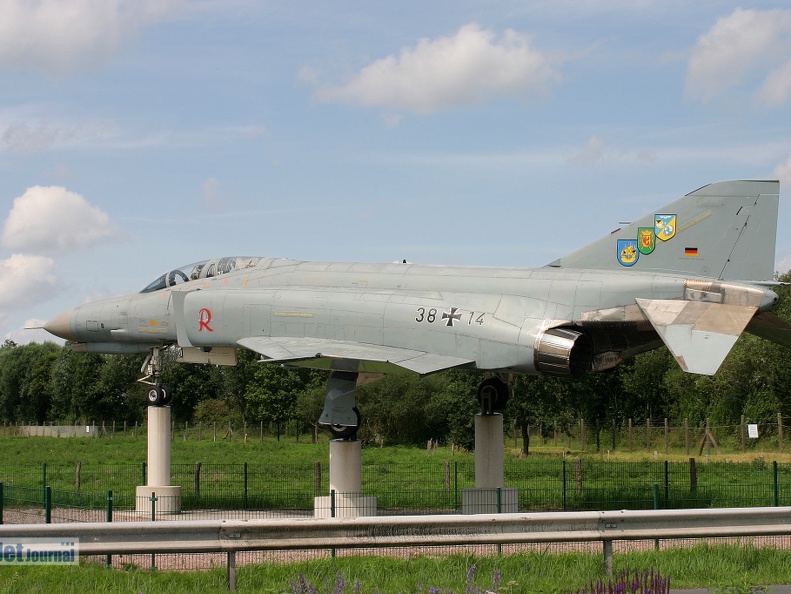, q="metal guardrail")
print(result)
[3,507,791,590]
